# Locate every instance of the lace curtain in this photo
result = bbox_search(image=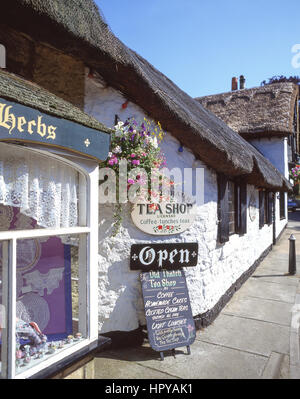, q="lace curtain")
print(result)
[0,143,78,229]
